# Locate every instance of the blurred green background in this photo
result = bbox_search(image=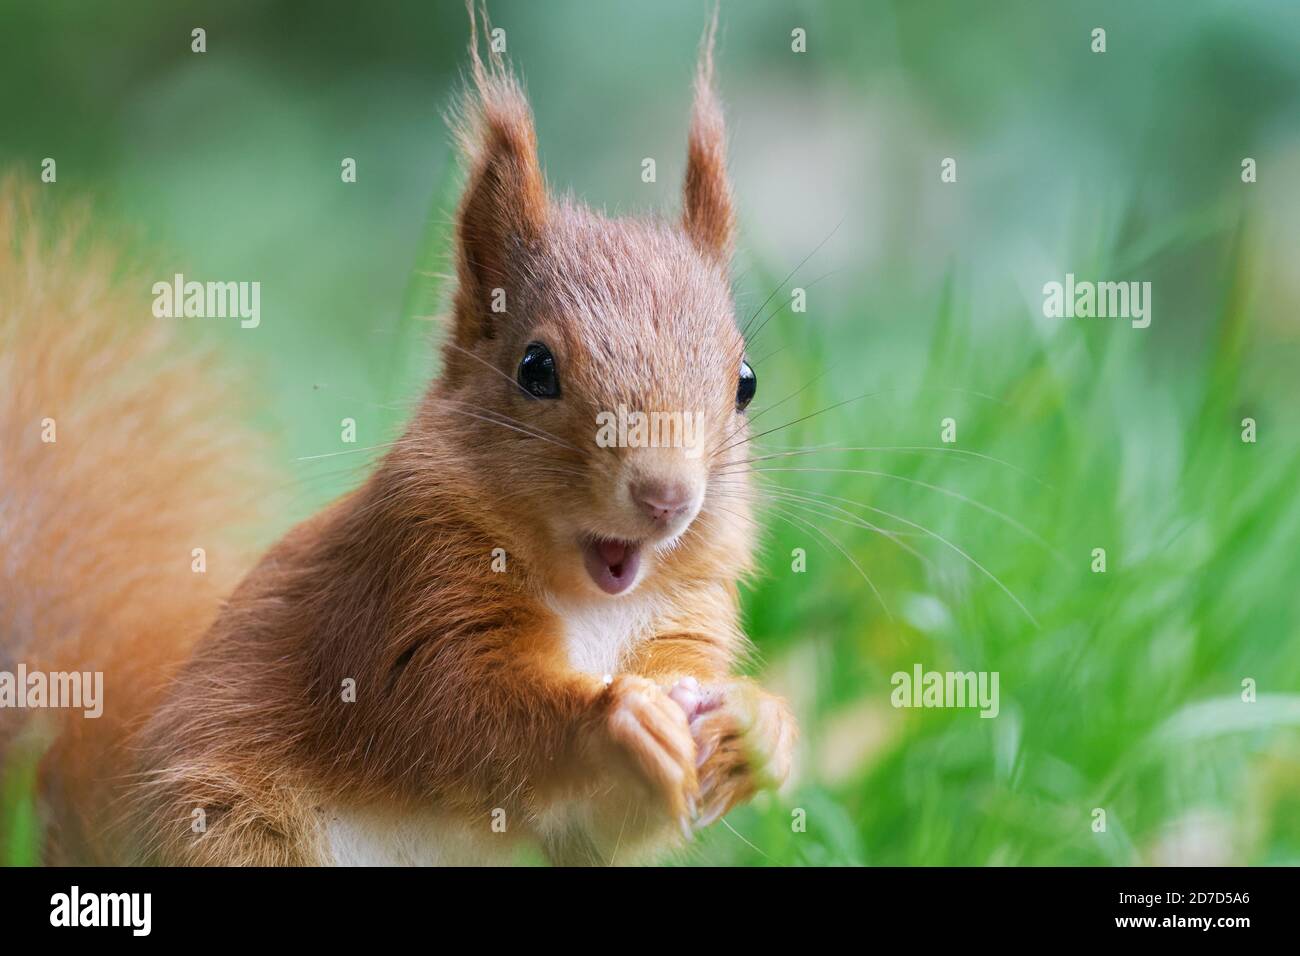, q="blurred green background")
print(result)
[3,0,1300,865]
